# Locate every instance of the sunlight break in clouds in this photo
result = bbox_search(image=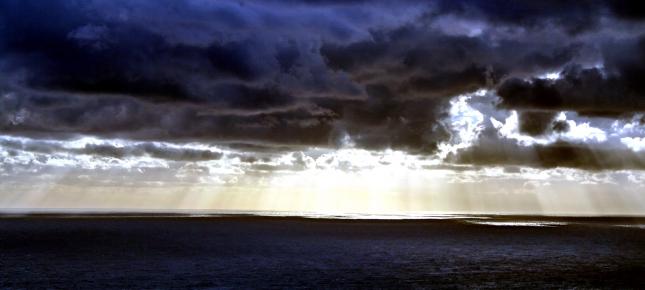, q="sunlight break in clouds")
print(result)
[1,89,645,215]
[1,0,645,216]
